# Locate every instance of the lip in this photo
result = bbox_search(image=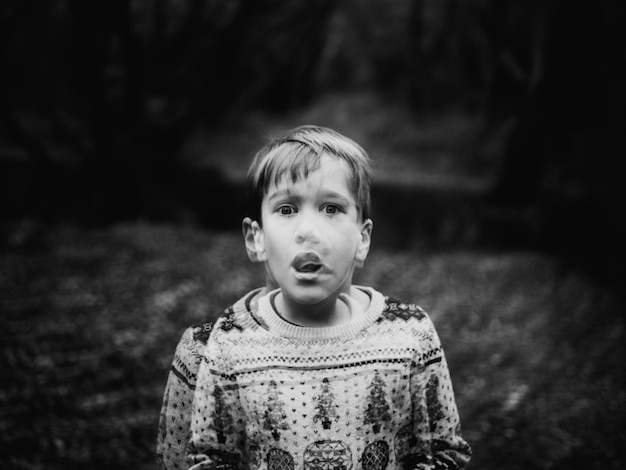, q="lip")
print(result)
[291,252,328,280]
